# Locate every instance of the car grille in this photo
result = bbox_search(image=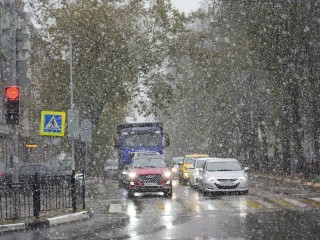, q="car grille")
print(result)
[138,174,162,183]
[217,179,237,182]
[215,182,240,189]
